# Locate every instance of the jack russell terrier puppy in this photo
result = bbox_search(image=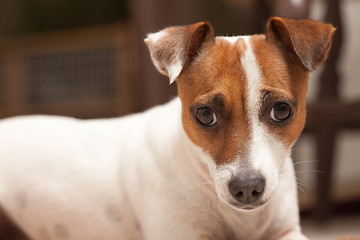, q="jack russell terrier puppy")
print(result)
[0,17,335,240]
